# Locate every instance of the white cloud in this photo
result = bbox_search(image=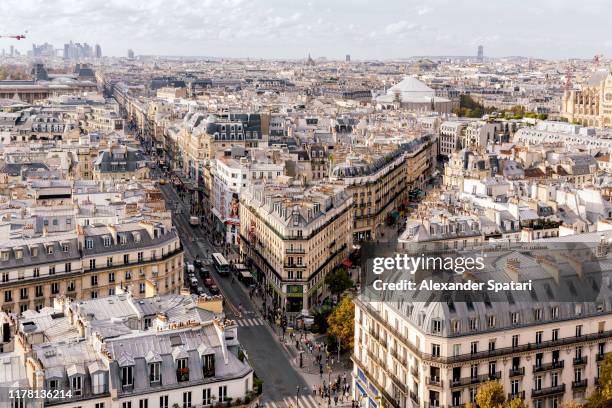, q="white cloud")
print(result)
[416,5,433,16]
